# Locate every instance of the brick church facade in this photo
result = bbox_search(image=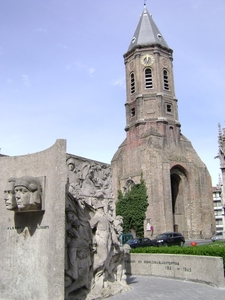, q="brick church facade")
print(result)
[111,5,215,239]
